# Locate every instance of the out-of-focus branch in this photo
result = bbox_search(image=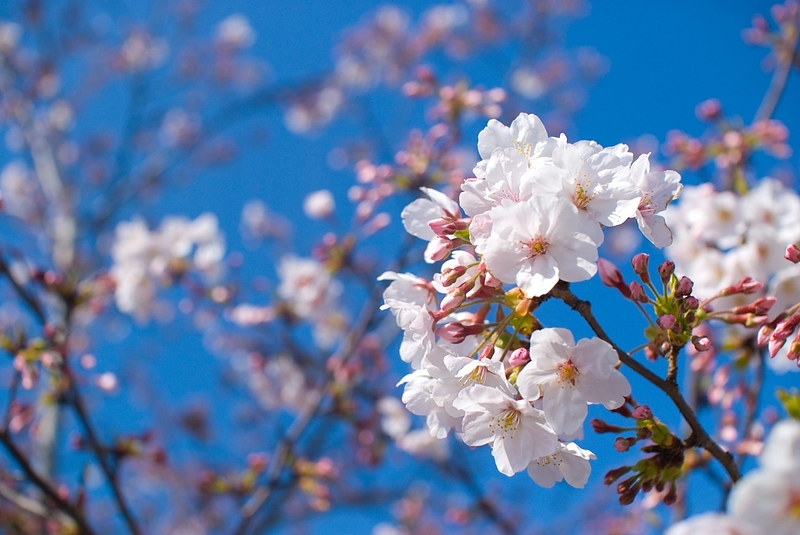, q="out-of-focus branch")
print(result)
[0,430,95,535]
[754,11,800,121]
[65,379,142,535]
[233,234,417,535]
[551,283,742,484]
